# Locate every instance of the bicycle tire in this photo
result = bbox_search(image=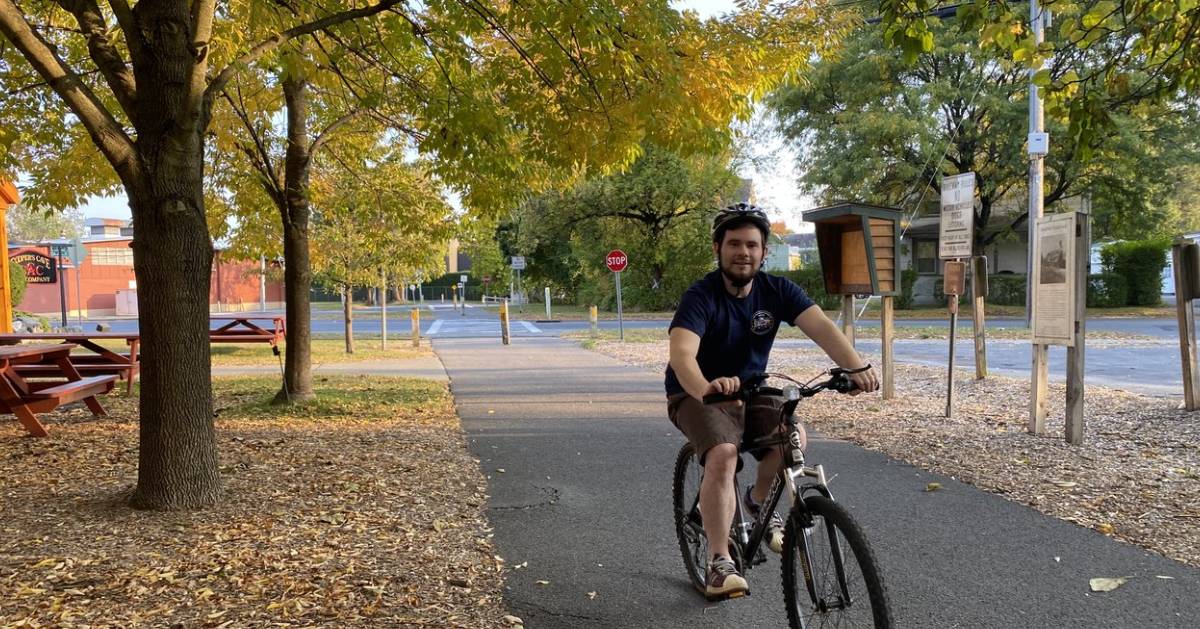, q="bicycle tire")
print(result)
[672,443,708,593]
[782,495,893,628]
